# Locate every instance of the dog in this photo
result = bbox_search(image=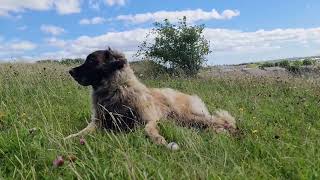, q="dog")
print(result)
[65,48,237,149]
